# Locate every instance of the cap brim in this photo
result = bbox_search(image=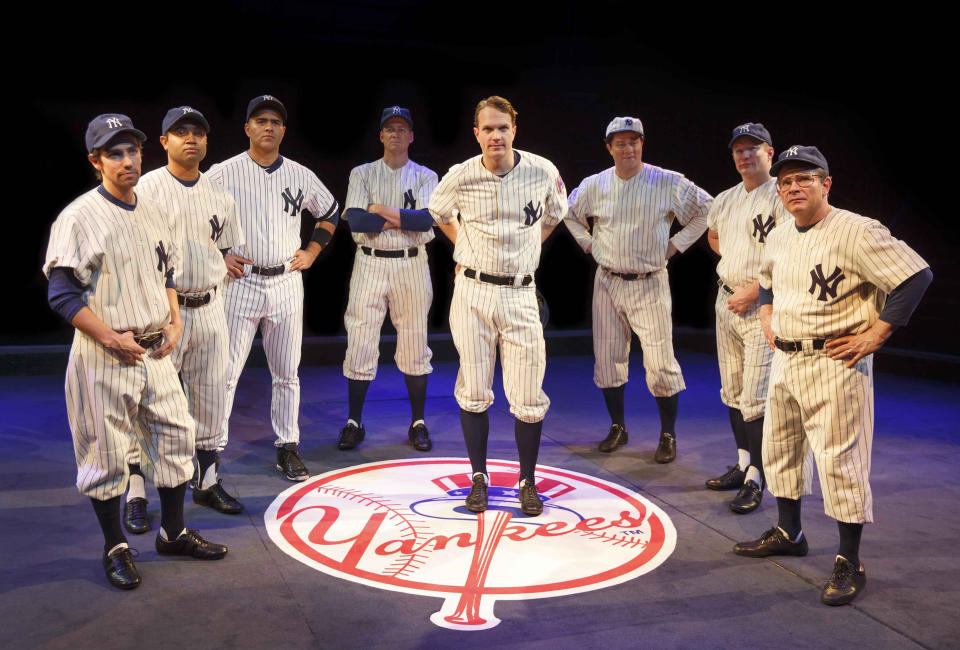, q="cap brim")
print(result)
[248,101,287,122]
[605,128,644,141]
[728,134,770,149]
[167,115,211,133]
[90,127,147,151]
[770,158,823,176]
